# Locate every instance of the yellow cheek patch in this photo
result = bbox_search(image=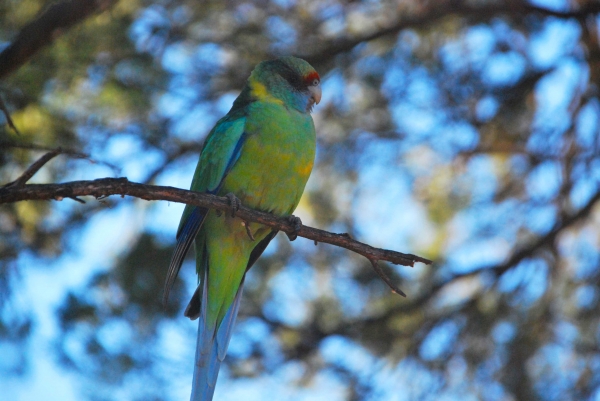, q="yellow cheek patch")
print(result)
[250,80,284,105]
